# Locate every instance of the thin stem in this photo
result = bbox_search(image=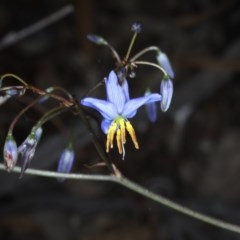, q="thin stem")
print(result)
[106,43,122,64]
[28,85,74,107]
[83,80,104,98]
[8,97,41,134]
[130,46,160,62]
[0,5,74,50]
[0,163,112,181]
[49,86,74,101]
[0,73,28,86]
[8,93,71,134]
[0,163,240,234]
[76,105,114,173]
[125,32,138,61]
[36,106,68,127]
[134,60,168,77]
[0,75,74,106]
